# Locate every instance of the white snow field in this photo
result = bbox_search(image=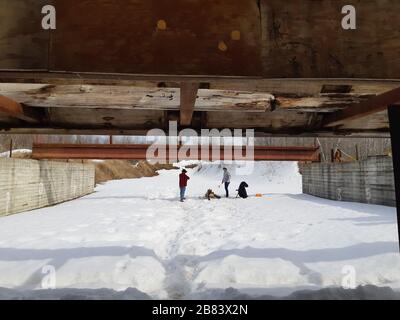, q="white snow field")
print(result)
[0,161,399,299]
